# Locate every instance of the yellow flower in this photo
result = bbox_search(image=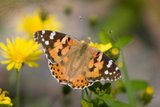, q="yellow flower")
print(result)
[111,48,119,56]
[0,37,42,71]
[89,42,112,52]
[18,11,62,36]
[145,86,154,95]
[0,88,13,106]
